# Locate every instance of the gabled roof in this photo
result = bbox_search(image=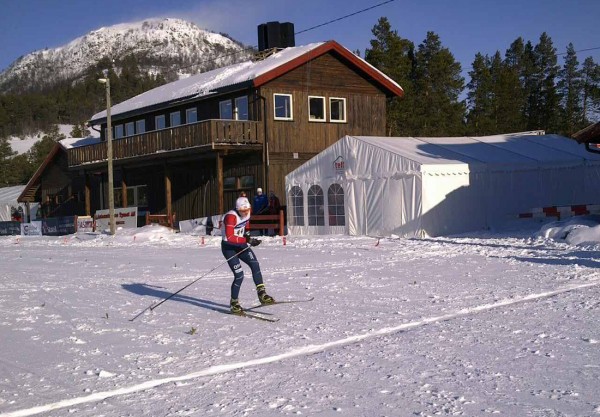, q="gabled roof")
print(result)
[573,121,600,144]
[18,142,65,203]
[89,40,403,124]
